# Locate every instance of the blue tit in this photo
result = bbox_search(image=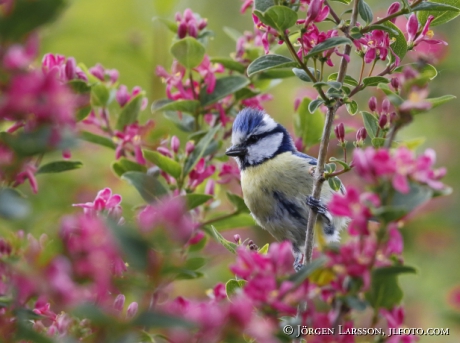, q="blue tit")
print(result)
[225,108,347,271]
